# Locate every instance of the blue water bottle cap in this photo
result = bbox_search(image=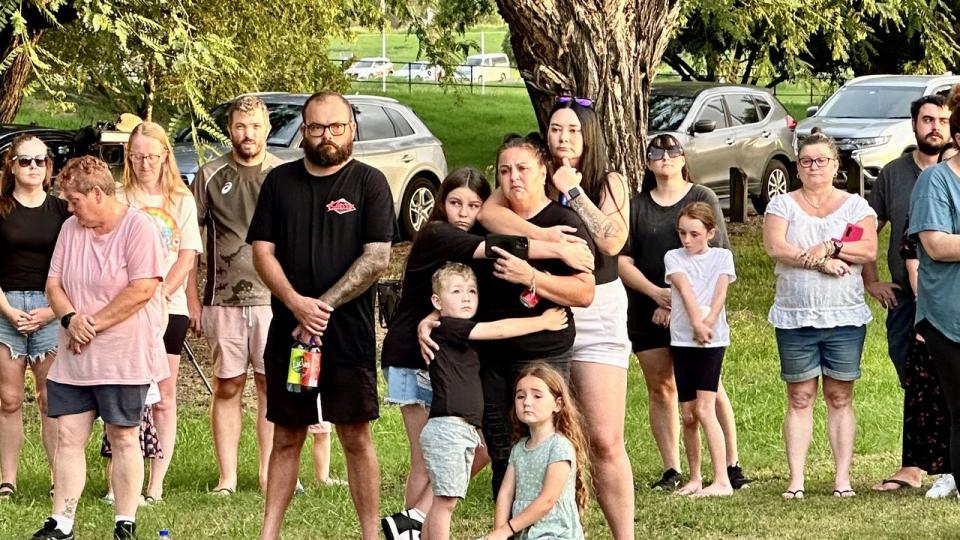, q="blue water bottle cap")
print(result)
[159,530,170,537]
